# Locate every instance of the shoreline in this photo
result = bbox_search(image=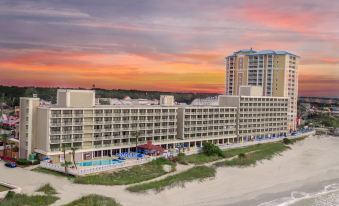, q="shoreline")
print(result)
[224,171,339,206]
